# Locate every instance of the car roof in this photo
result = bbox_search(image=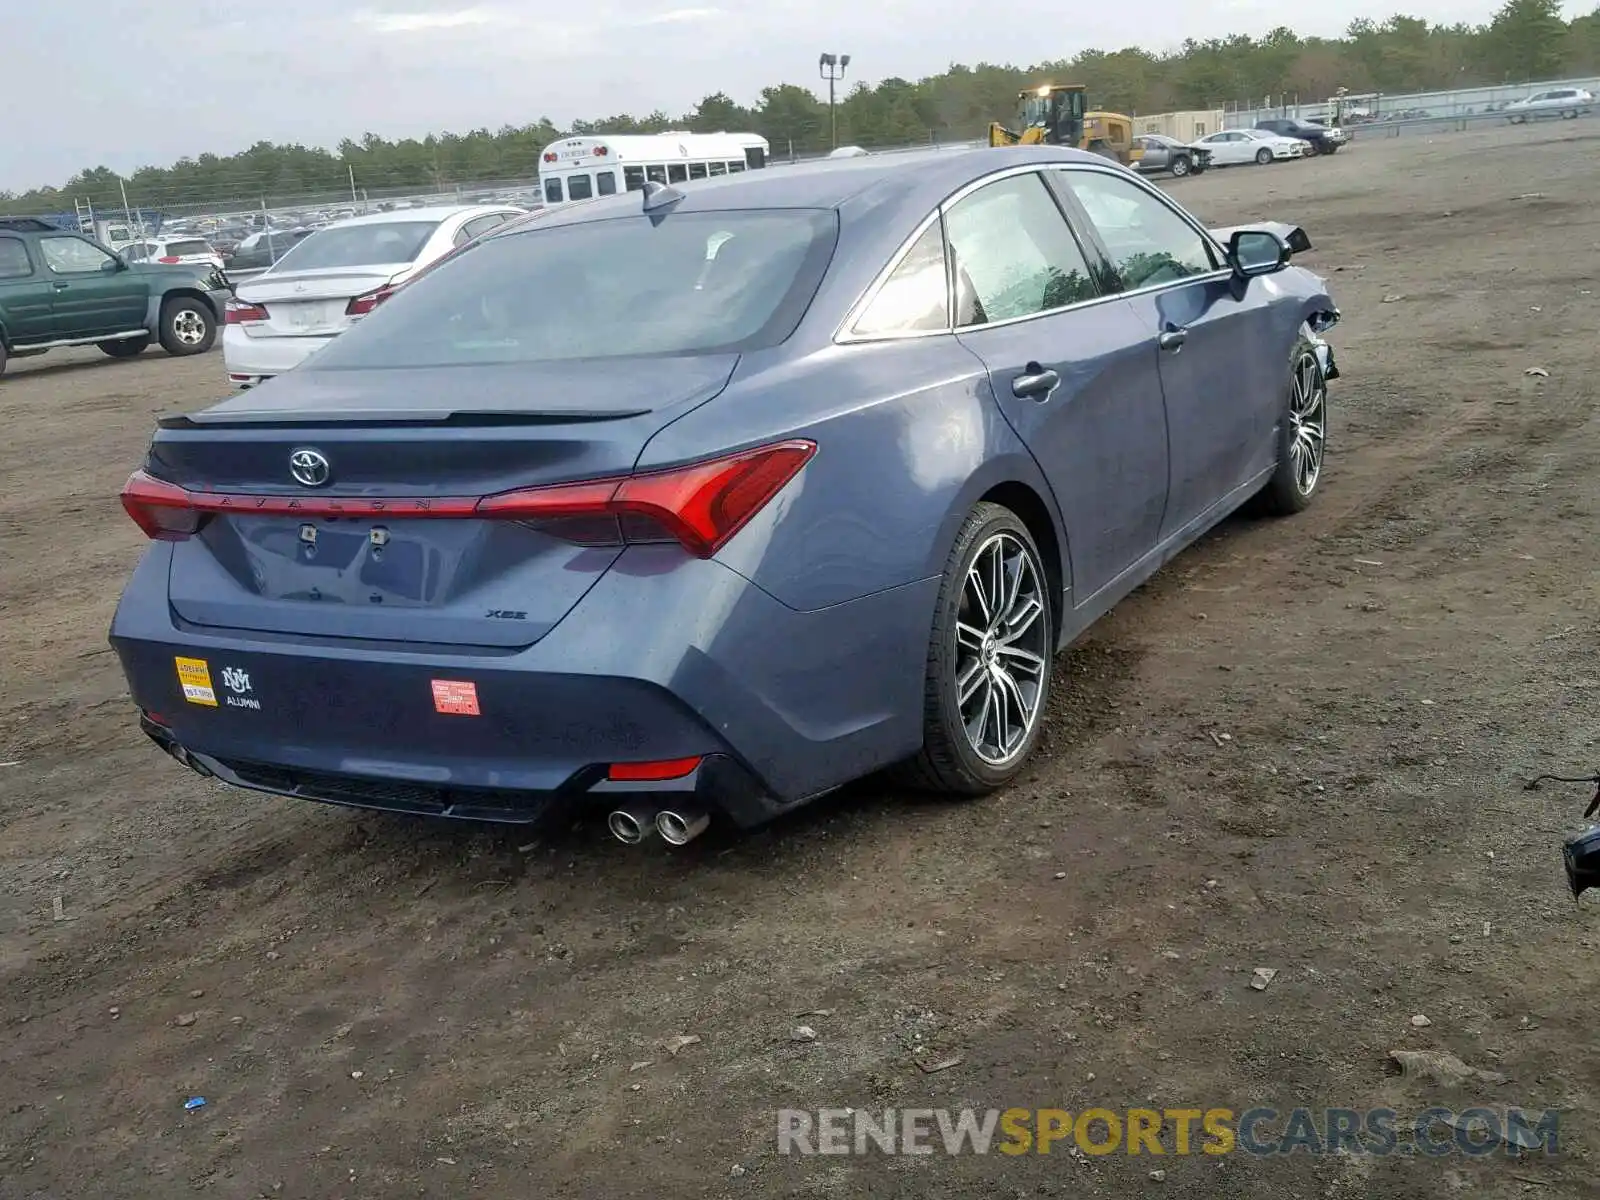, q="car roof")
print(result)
[325,204,522,228]
[0,217,65,233]
[522,145,1122,228]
